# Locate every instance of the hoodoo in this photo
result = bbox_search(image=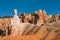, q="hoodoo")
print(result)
[11,9,20,36]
